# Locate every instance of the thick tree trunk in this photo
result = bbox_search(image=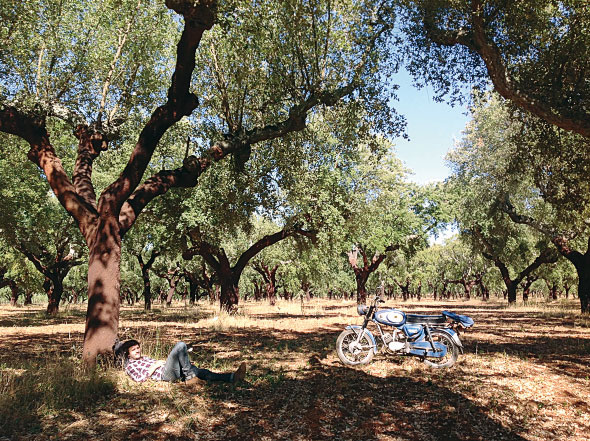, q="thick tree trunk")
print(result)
[521,276,536,303]
[573,262,590,313]
[144,281,152,310]
[267,283,277,306]
[254,262,279,306]
[188,279,198,304]
[579,274,590,314]
[82,219,121,364]
[137,252,158,311]
[507,281,517,304]
[183,226,315,312]
[220,278,239,312]
[355,272,369,304]
[9,287,18,307]
[347,246,396,305]
[464,280,476,300]
[253,280,263,301]
[1,274,19,307]
[166,277,178,306]
[46,277,64,315]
